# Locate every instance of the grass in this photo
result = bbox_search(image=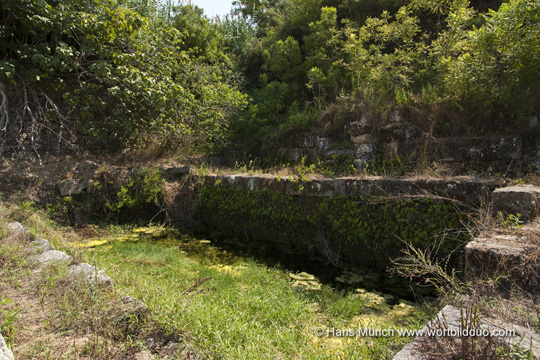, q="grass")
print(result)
[0,197,434,359]
[0,201,194,359]
[80,229,432,359]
